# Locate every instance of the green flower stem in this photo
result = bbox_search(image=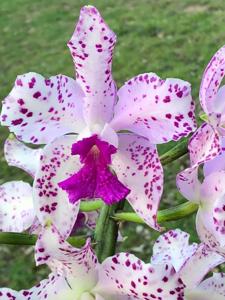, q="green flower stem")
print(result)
[160,137,189,166]
[94,201,124,262]
[0,232,86,248]
[113,201,199,224]
[0,202,198,246]
[80,200,103,212]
